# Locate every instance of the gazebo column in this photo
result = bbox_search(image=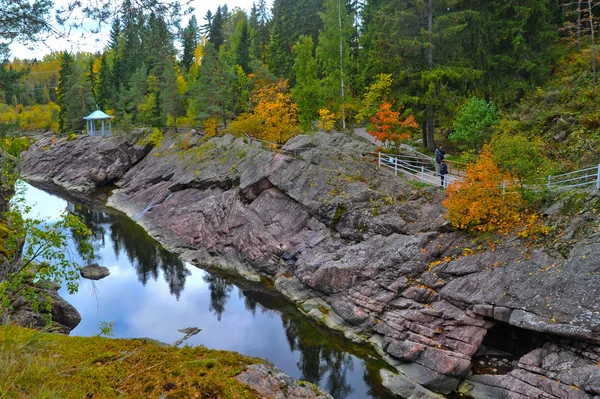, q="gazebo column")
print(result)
[109,119,112,136]
[102,120,106,137]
